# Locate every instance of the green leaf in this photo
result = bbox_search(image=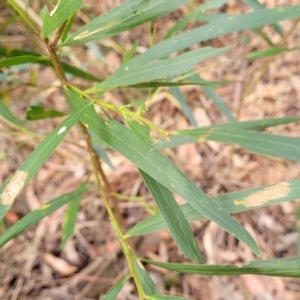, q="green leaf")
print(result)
[129,79,224,89]
[127,118,202,262]
[60,63,101,83]
[123,40,139,64]
[0,104,88,221]
[170,86,197,127]
[128,6,300,66]
[126,179,300,237]
[246,47,296,59]
[140,171,202,262]
[61,188,83,249]
[251,28,275,47]
[174,128,300,162]
[177,117,300,134]
[0,55,48,68]
[190,75,235,122]
[133,258,161,295]
[0,48,101,82]
[62,0,190,46]
[87,46,232,92]
[61,13,77,42]
[66,88,260,256]
[0,185,88,248]
[143,257,300,278]
[102,276,130,300]
[91,134,116,171]
[0,101,22,126]
[164,0,229,40]
[156,117,300,150]
[42,0,83,38]
[26,106,66,120]
[242,0,284,36]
